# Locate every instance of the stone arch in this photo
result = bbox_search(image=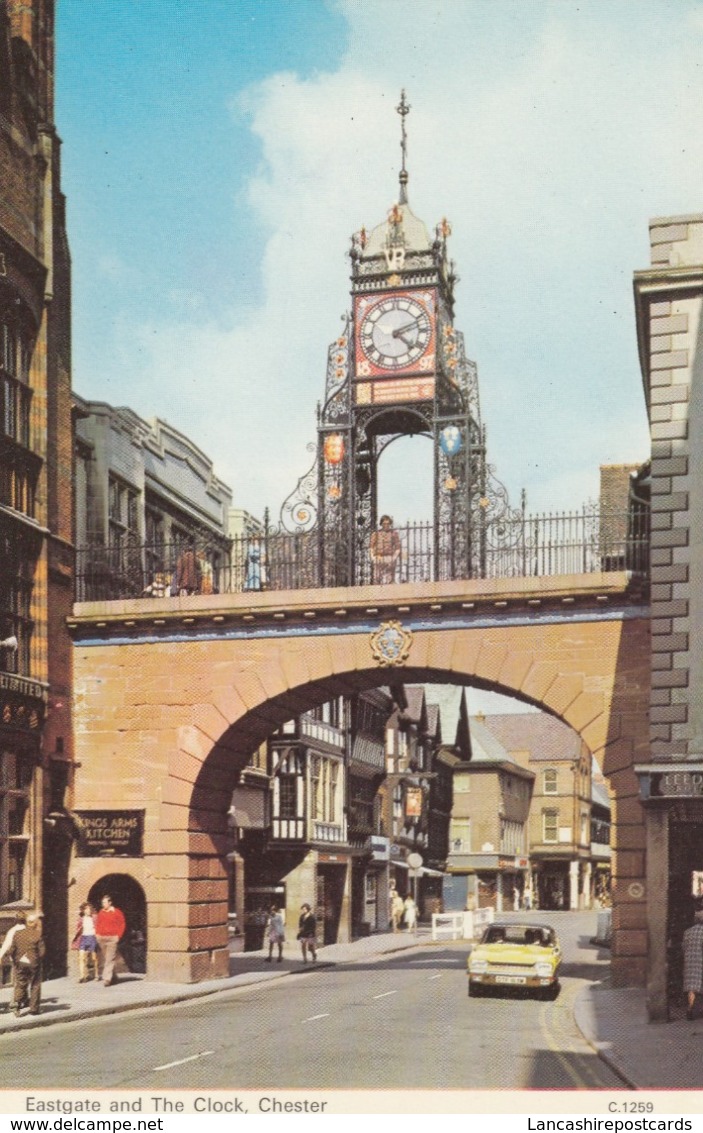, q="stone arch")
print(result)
[87,873,148,975]
[71,605,649,982]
